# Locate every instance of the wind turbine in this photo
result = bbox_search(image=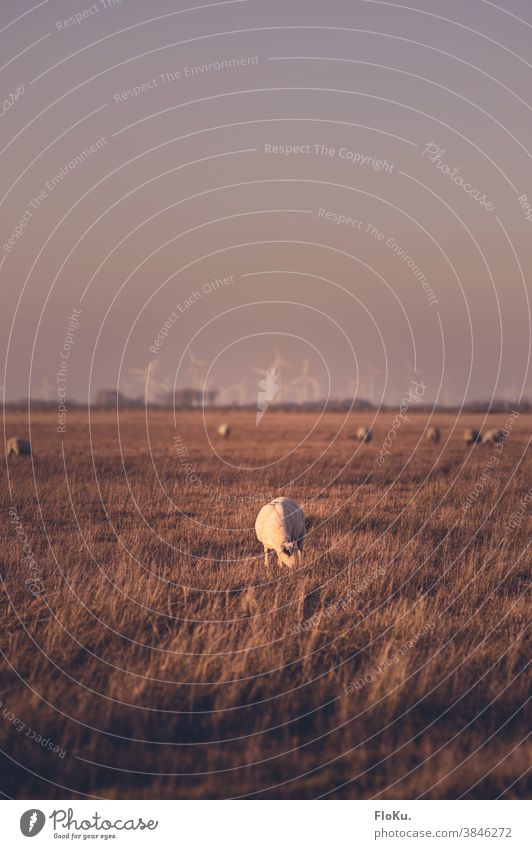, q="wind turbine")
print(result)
[501,376,520,406]
[271,347,293,402]
[252,347,292,402]
[150,371,172,404]
[37,376,55,401]
[217,385,232,406]
[404,355,427,384]
[310,374,323,401]
[125,360,171,403]
[441,374,457,408]
[367,361,381,404]
[344,375,358,399]
[201,374,219,407]
[291,360,317,404]
[124,363,150,399]
[187,351,209,390]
